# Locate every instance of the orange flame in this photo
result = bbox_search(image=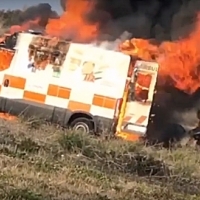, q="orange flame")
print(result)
[45,0,98,42]
[0,49,14,71]
[120,14,200,94]
[0,37,5,43]
[10,18,40,34]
